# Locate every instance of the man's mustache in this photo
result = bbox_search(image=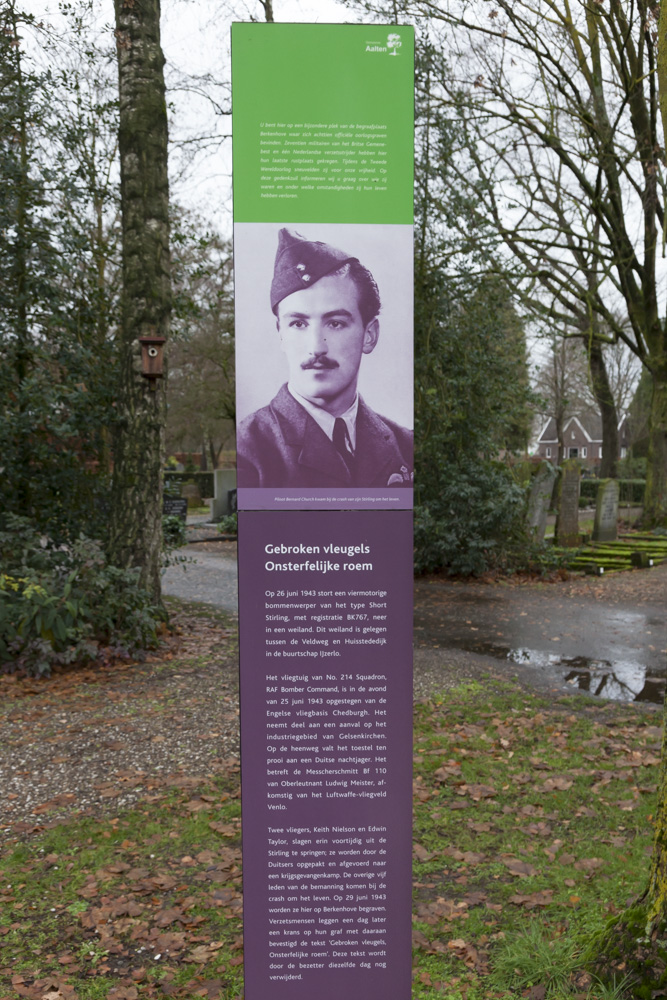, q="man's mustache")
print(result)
[300,356,339,370]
